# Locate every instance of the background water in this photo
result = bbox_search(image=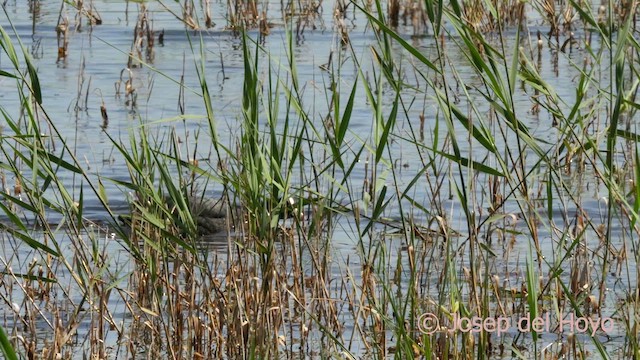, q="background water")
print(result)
[0,0,633,358]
